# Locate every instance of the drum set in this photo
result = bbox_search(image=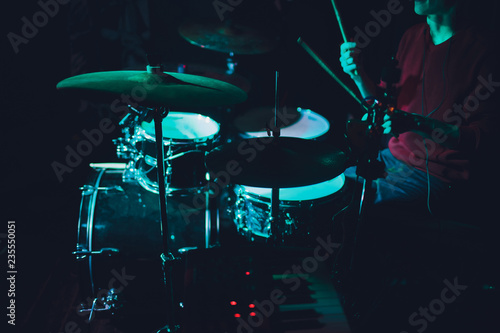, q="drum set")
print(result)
[59,20,353,332]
